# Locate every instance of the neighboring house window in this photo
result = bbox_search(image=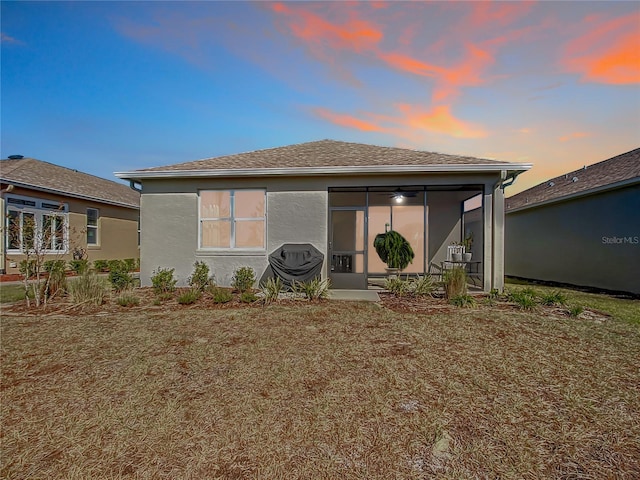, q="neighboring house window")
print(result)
[199,190,266,249]
[87,208,99,245]
[5,195,68,253]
